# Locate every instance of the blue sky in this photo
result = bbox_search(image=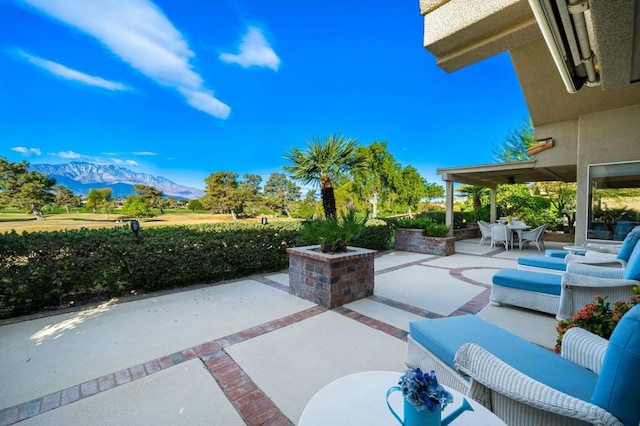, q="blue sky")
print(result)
[1,0,530,190]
